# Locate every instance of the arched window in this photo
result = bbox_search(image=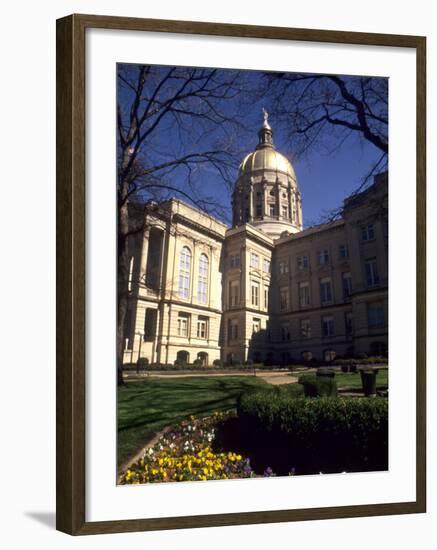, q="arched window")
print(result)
[179,246,191,299]
[198,253,209,304]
